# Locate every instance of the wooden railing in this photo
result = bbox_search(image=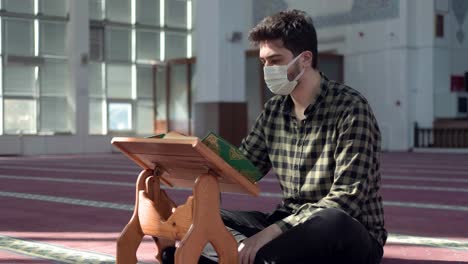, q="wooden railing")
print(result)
[414,122,468,148]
